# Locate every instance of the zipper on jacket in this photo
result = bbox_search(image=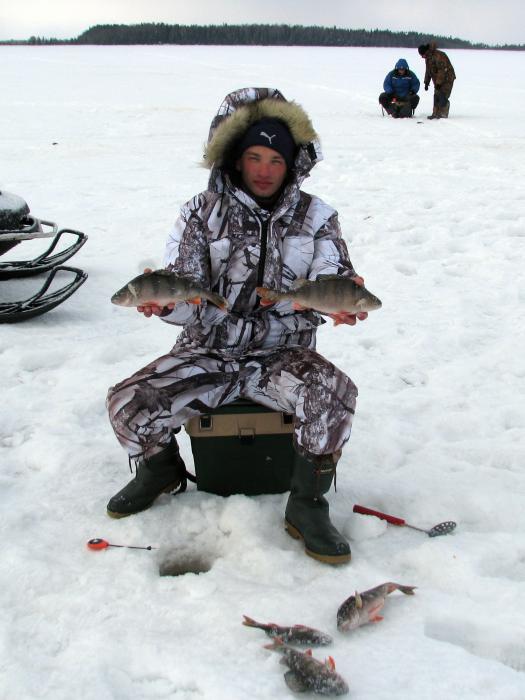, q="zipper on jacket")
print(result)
[251,216,269,318]
[256,218,269,287]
